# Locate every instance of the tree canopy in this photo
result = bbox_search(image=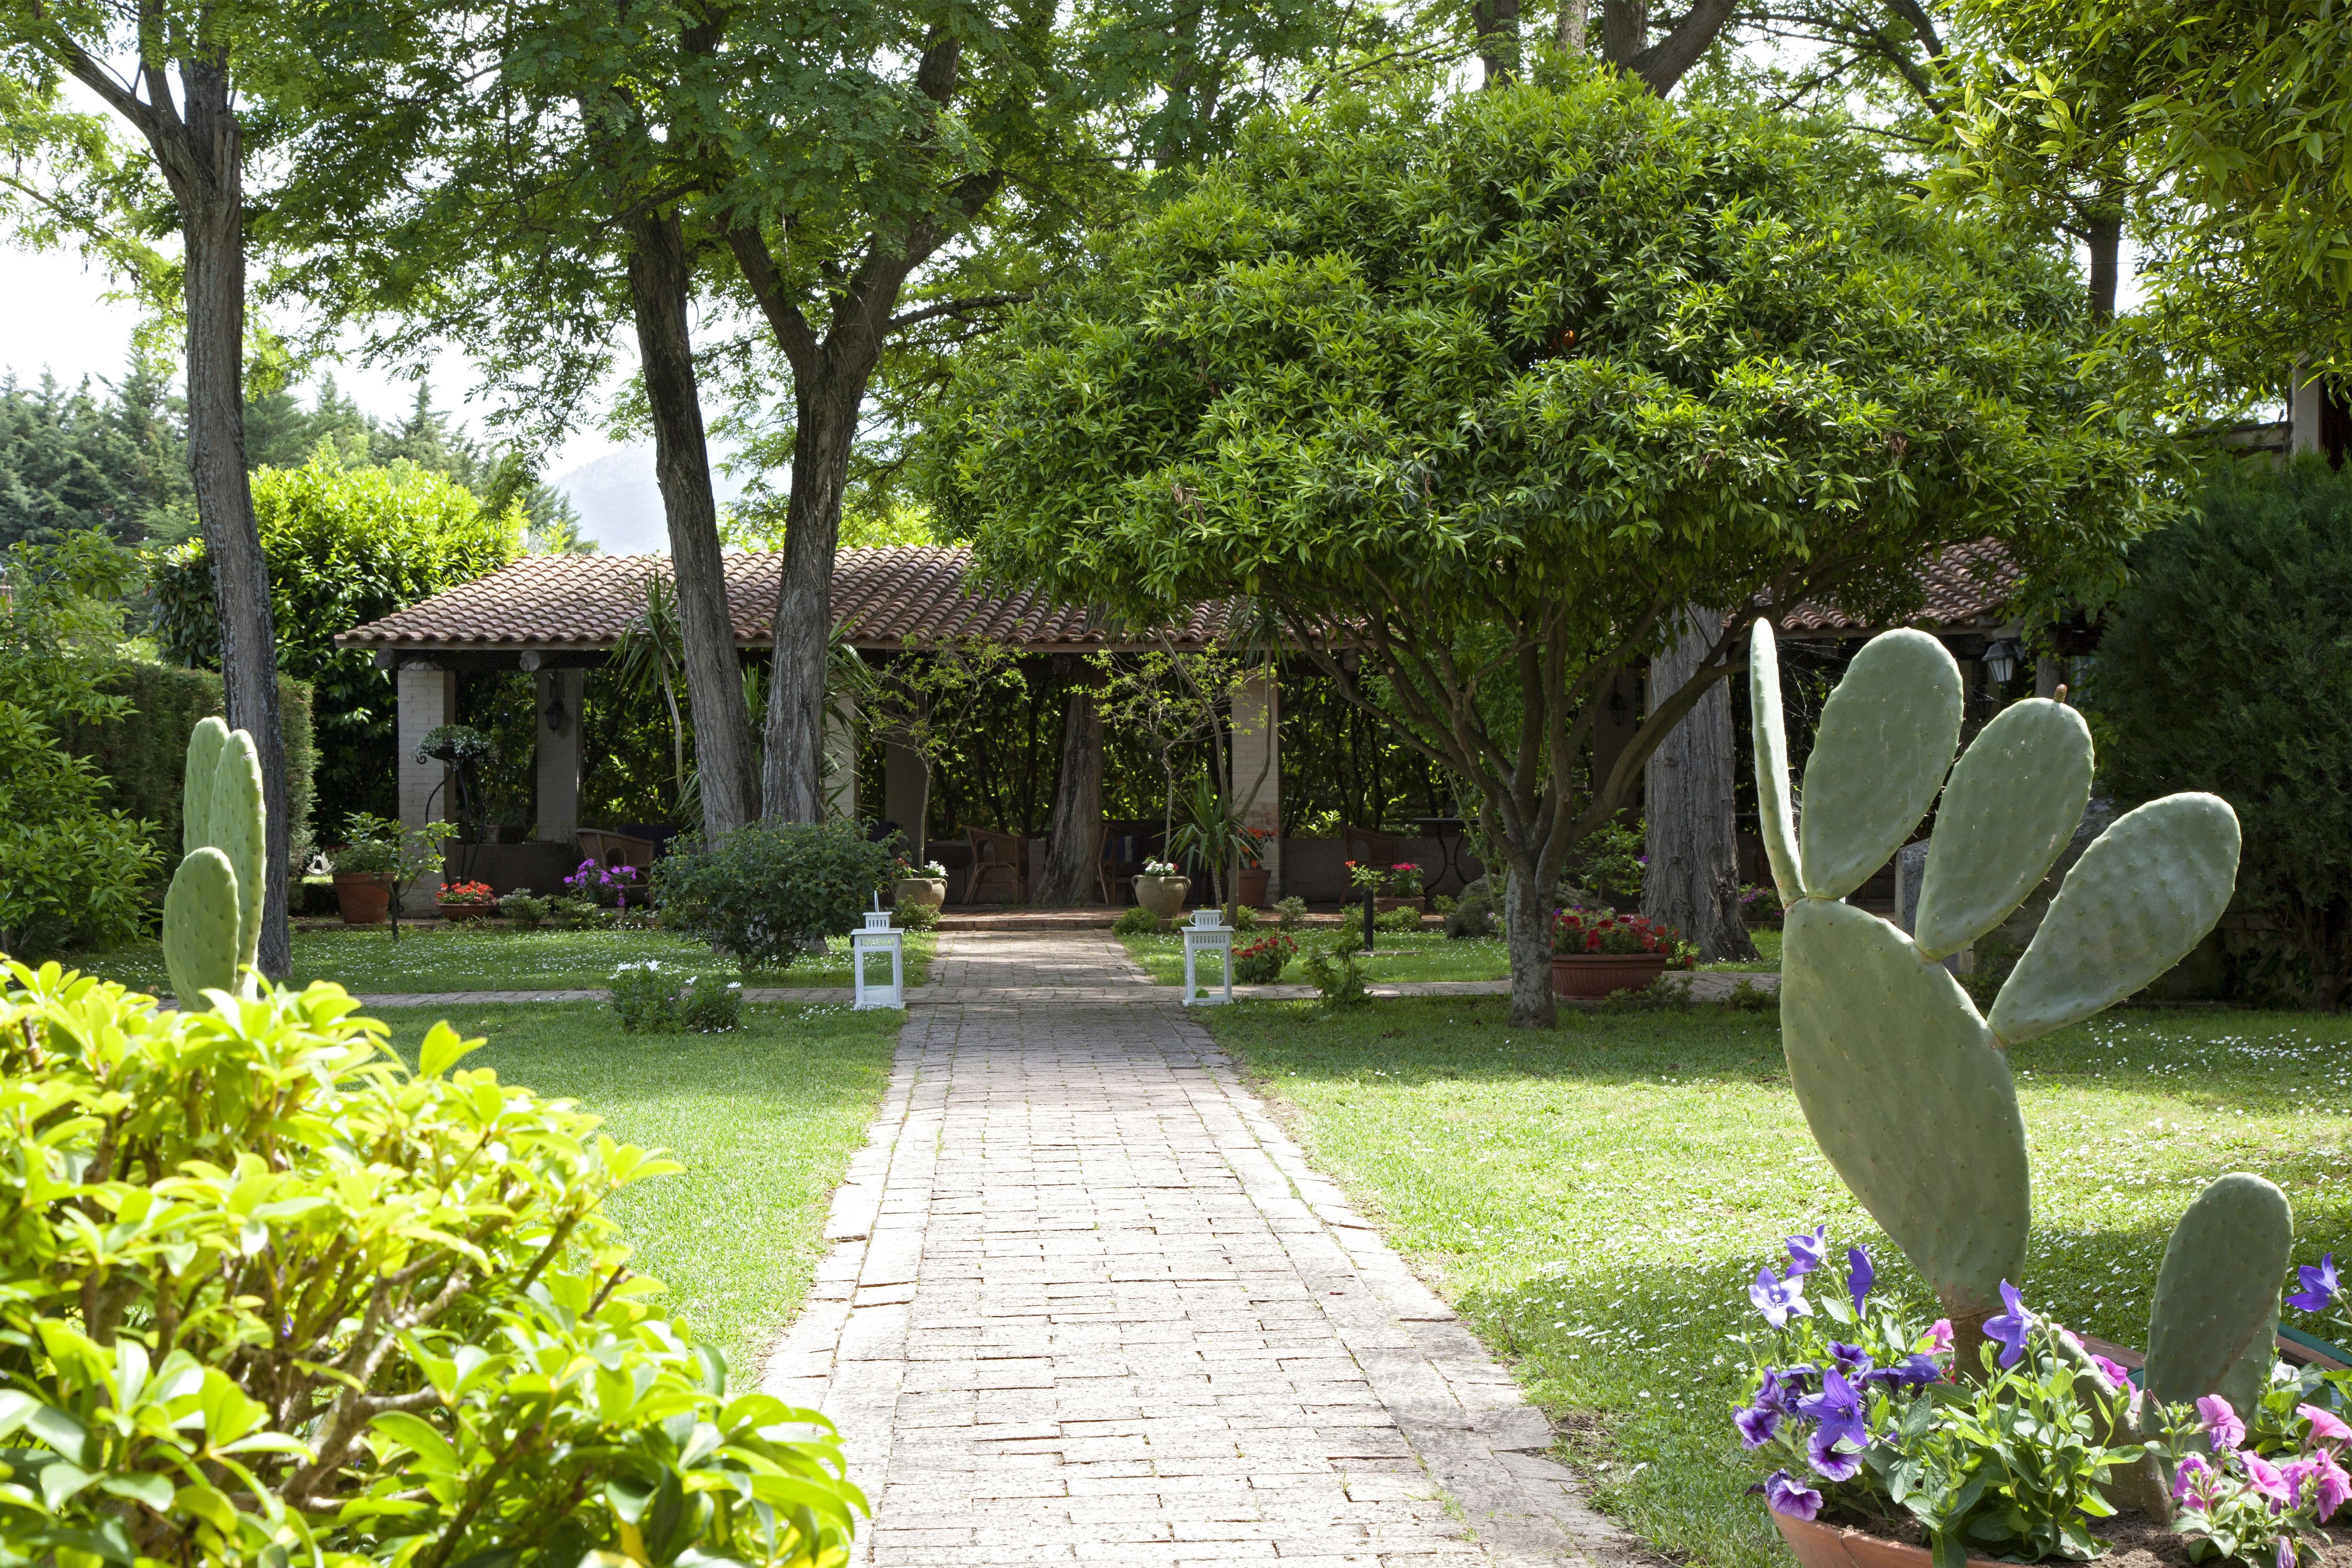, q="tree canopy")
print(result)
[928,62,2168,1021]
